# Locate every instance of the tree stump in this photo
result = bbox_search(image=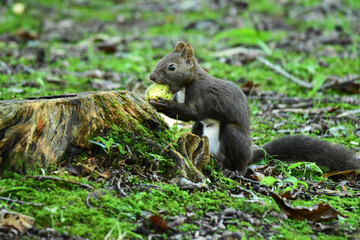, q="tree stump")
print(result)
[0,90,210,183]
[0,91,167,173]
